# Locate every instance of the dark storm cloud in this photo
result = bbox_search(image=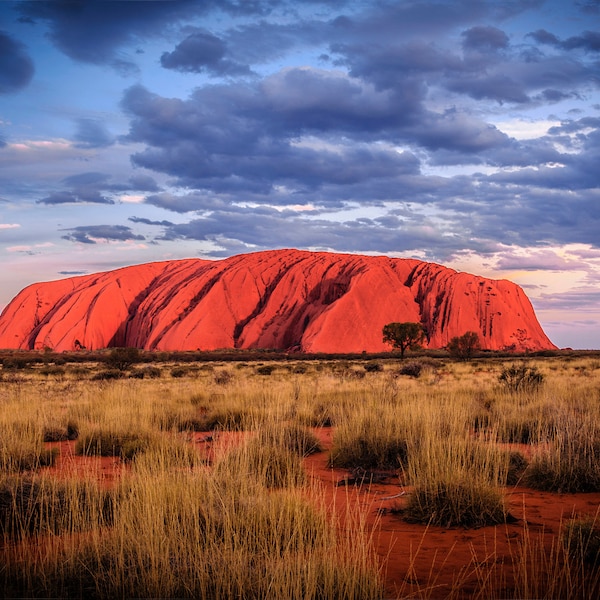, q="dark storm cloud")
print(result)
[12,0,334,70]
[39,190,114,206]
[37,172,162,205]
[121,77,427,198]
[461,26,509,52]
[529,29,600,52]
[61,225,145,245]
[160,29,252,76]
[127,174,160,193]
[128,216,174,227]
[73,118,115,149]
[0,31,34,93]
[156,206,466,259]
